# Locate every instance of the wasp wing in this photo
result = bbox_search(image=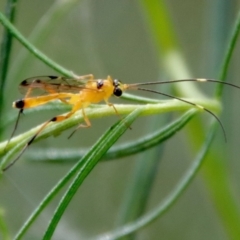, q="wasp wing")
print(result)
[19,76,94,96]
